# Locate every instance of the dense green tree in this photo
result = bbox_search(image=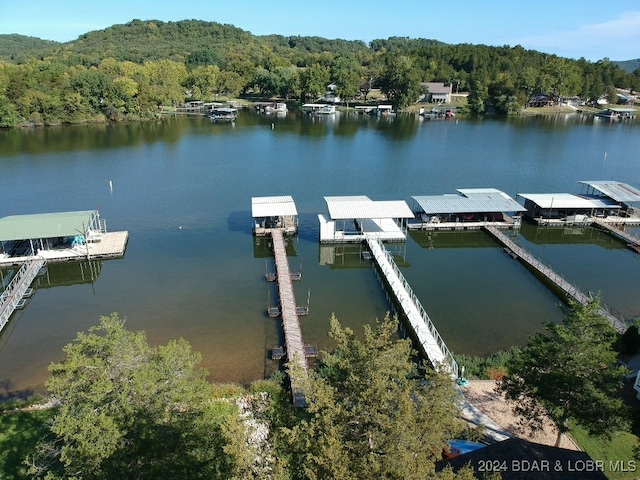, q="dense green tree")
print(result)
[215,70,244,98]
[378,54,421,109]
[185,64,221,101]
[27,314,235,479]
[283,314,472,480]
[331,56,361,106]
[298,63,330,102]
[274,66,299,99]
[143,59,187,106]
[467,77,488,114]
[497,298,630,447]
[0,95,20,126]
